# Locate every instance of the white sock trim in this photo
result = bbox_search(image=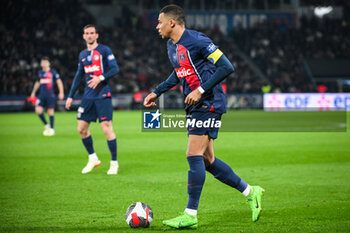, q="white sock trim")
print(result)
[242,184,251,196]
[185,208,197,216]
